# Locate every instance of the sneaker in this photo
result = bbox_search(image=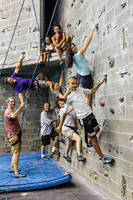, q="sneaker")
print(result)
[42,156,48,160]
[78,155,86,162]
[63,155,71,162]
[58,137,65,144]
[15,173,26,178]
[102,156,113,164]
[10,169,21,173]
